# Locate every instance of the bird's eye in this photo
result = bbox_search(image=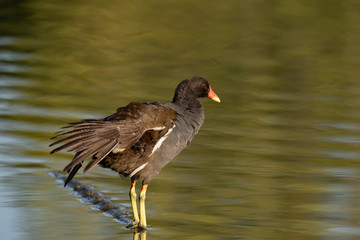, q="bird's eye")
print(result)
[202,83,207,89]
